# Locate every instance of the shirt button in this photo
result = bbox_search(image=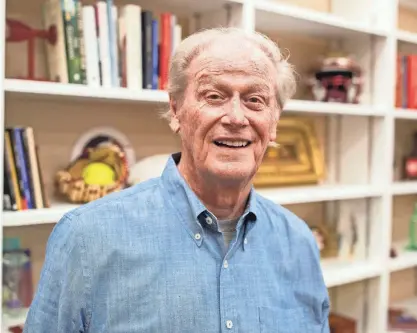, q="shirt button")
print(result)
[244,238,248,244]
[226,320,233,329]
[223,260,229,268]
[205,216,213,225]
[195,233,201,240]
